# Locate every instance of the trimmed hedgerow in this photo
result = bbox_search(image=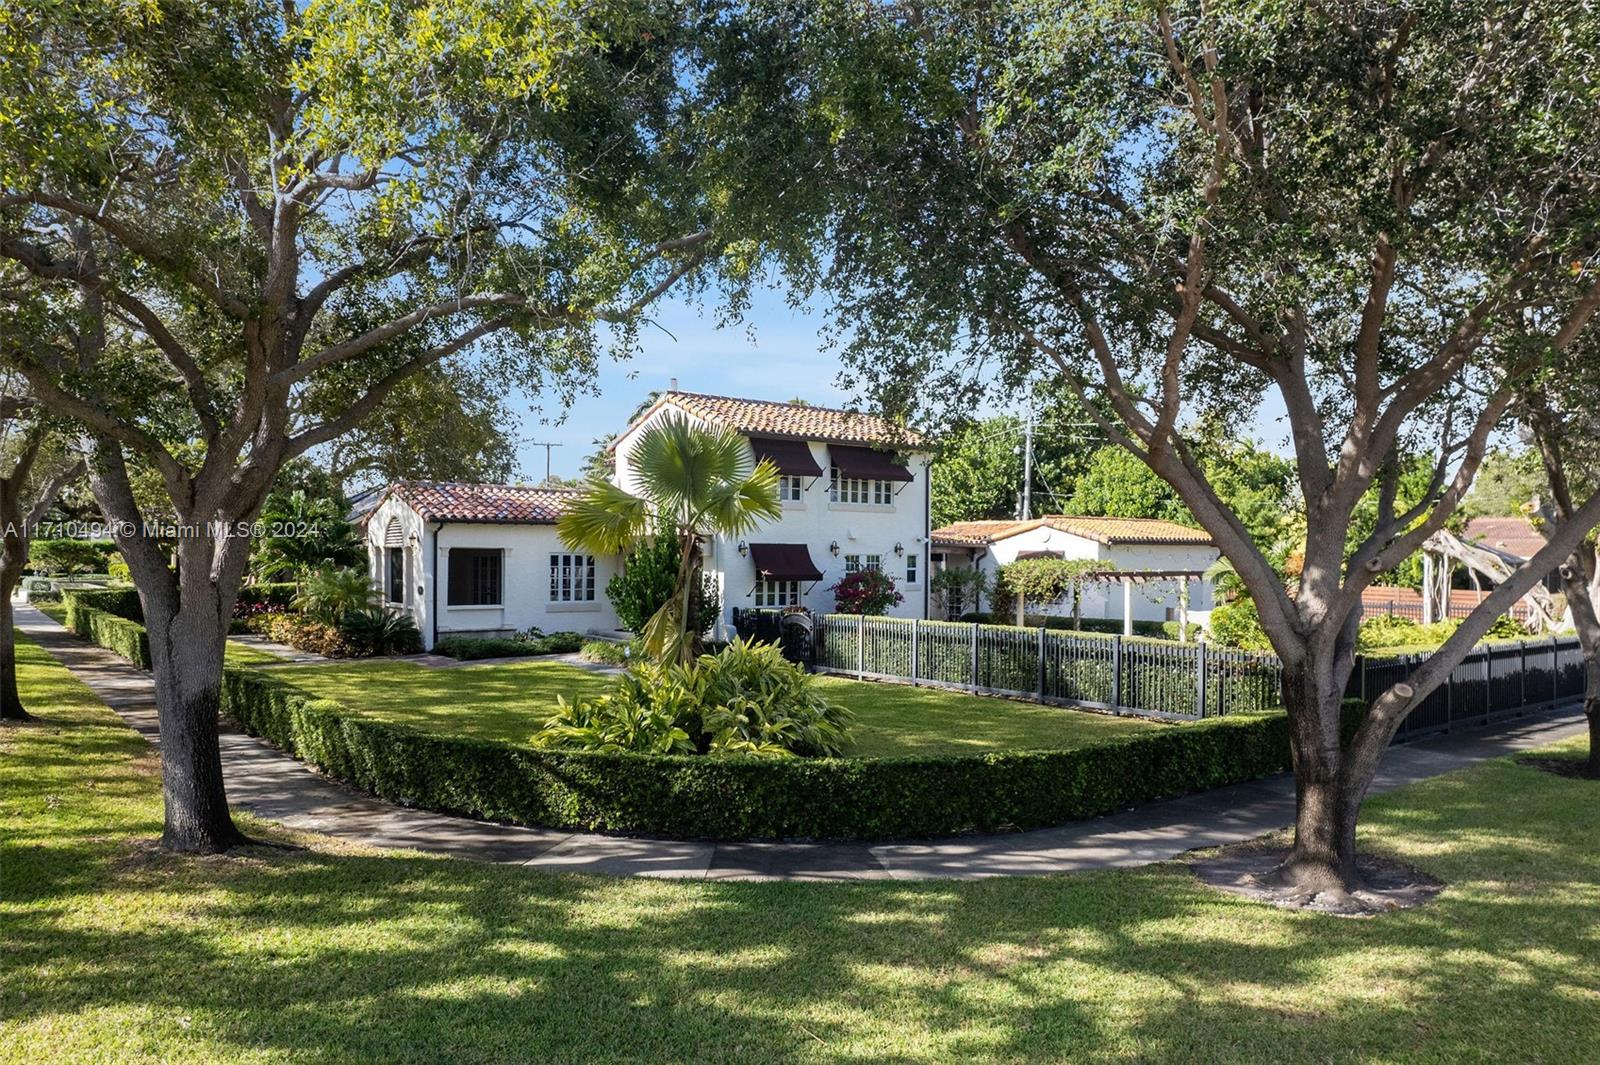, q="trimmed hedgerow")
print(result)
[62,589,151,669]
[220,667,1307,840]
[434,633,585,660]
